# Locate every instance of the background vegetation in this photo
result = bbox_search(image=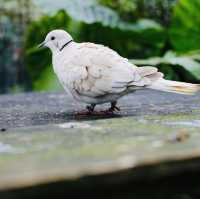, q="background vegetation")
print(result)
[1,0,200,93]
